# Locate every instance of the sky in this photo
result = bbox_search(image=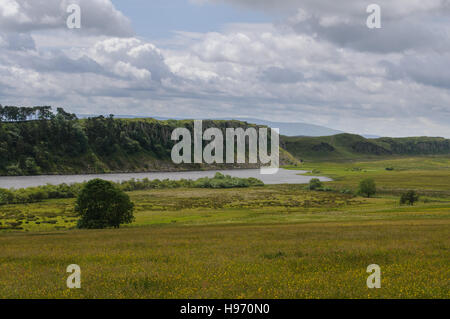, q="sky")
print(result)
[0,0,450,137]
